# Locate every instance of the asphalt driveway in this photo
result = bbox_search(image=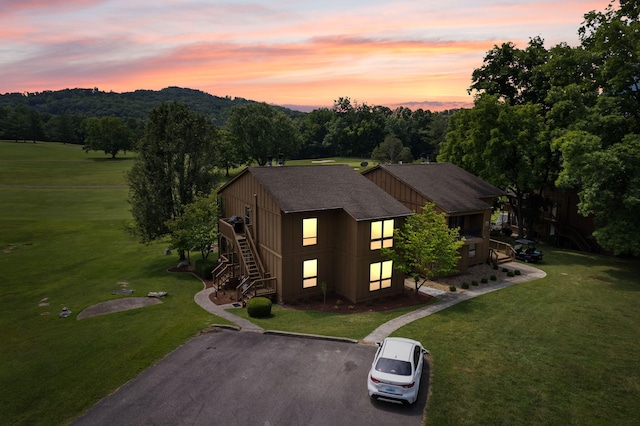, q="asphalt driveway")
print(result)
[72,330,428,425]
